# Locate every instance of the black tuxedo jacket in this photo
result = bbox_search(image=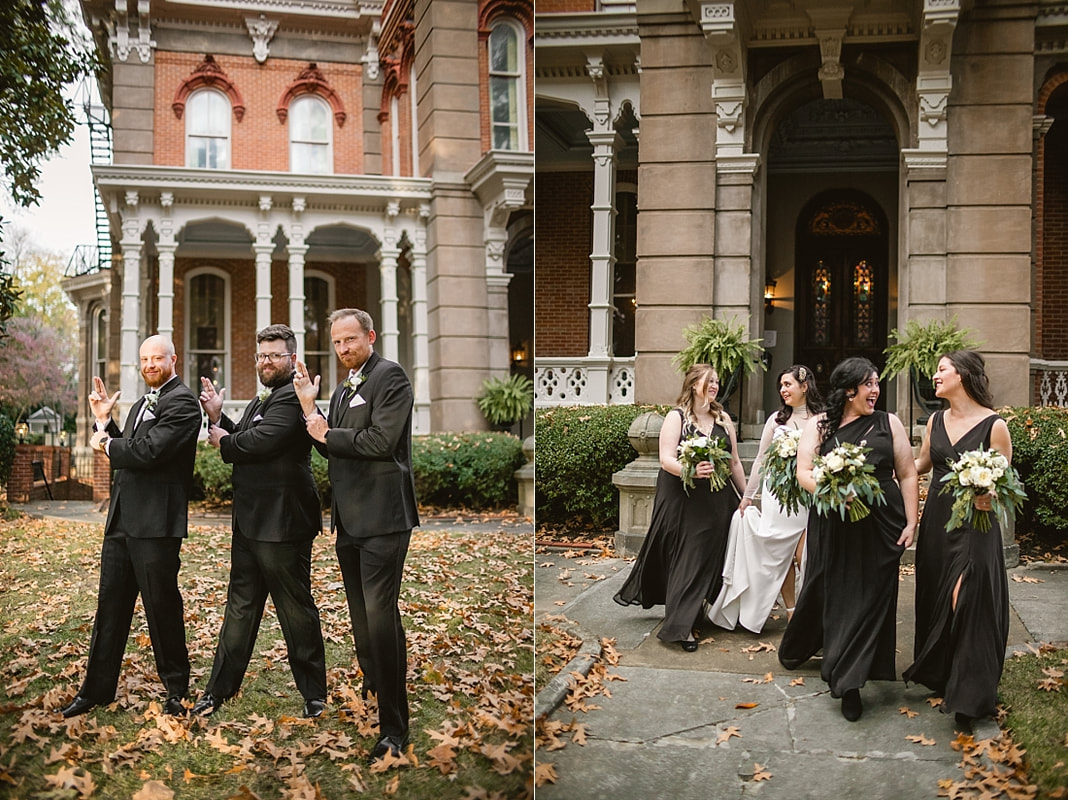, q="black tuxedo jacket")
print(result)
[317,351,420,537]
[218,382,321,542]
[103,376,202,539]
